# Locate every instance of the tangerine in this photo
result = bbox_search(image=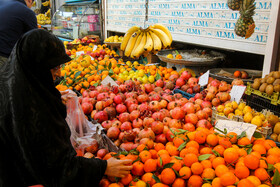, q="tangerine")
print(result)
[215,164,229,177]
[171,178,186,187]
[179,166,191,179]
[183,153,198,167]
[144,159,157,173]
[235,165,250,179]
[220,172,236,186]
[187,175,203,187]
[191,162,204,175]
[161,168,176,185]
[244,154,259,170]
[237,179,254,187]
